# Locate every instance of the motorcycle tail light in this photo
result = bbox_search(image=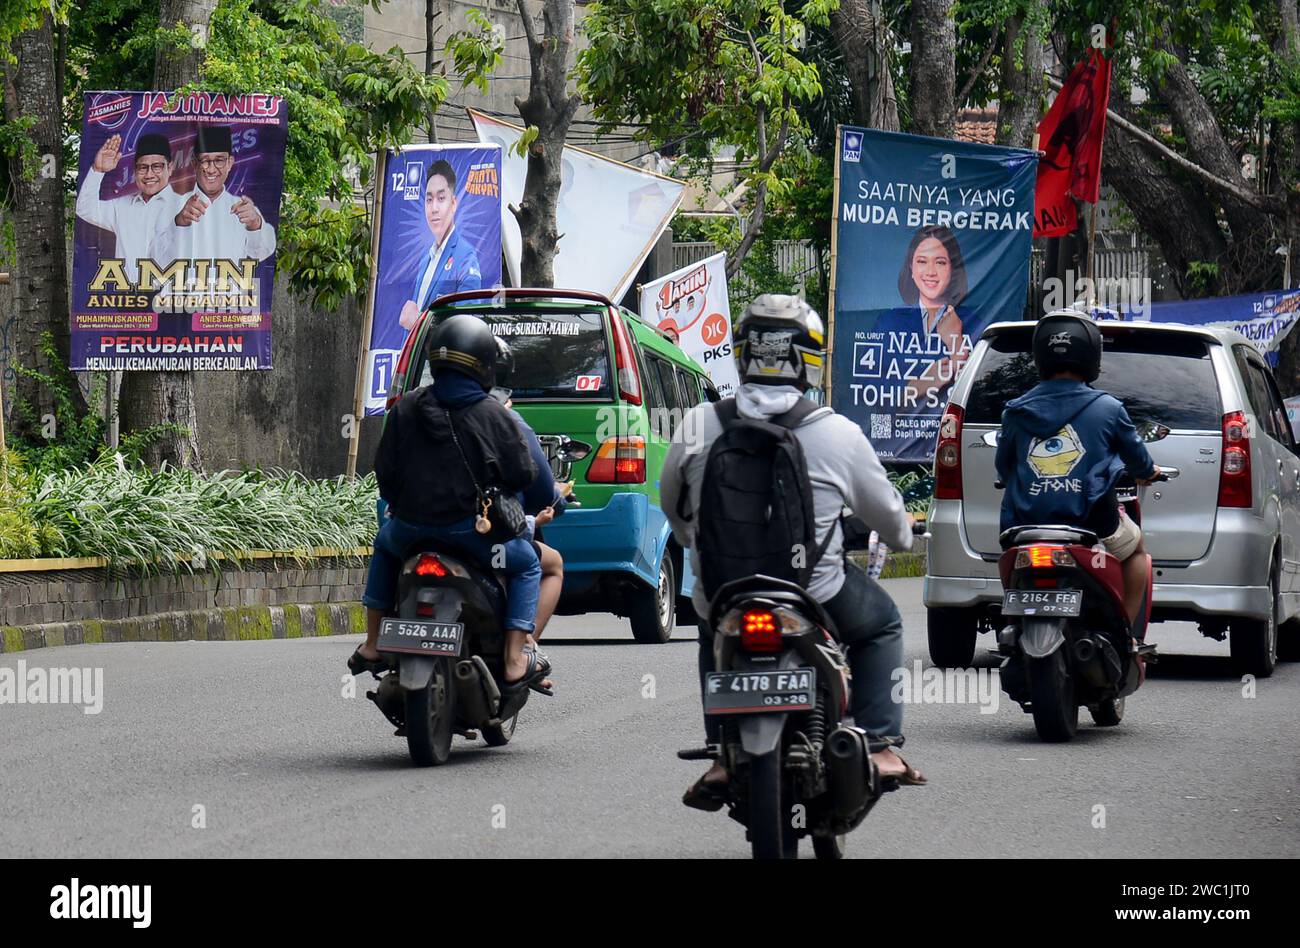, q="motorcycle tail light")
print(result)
[1015,545,1071,569]
[739,610,782,652]
[416,602,435,617]
[414,554,449,577]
